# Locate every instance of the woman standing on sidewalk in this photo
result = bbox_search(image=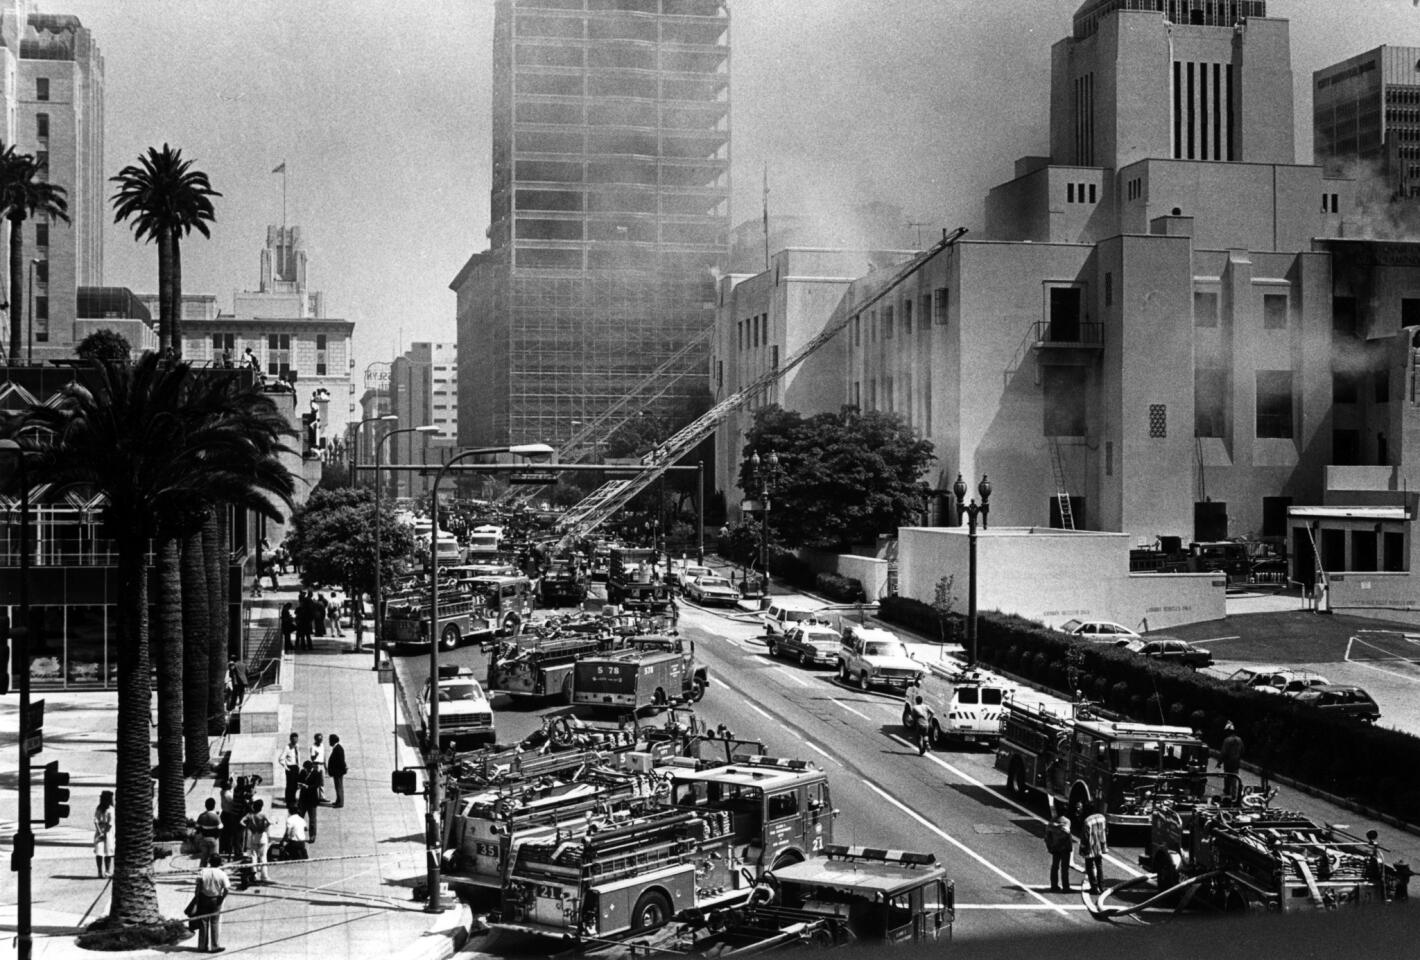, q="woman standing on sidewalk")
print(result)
[93,790,114,878]
[241,798,271,885]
